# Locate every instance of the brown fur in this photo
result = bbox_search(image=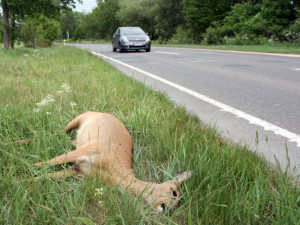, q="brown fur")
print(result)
[33,111,192,213]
